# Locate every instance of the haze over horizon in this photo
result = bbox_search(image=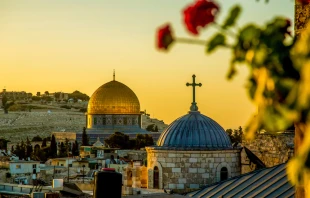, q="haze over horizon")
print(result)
[0,0,294,128]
